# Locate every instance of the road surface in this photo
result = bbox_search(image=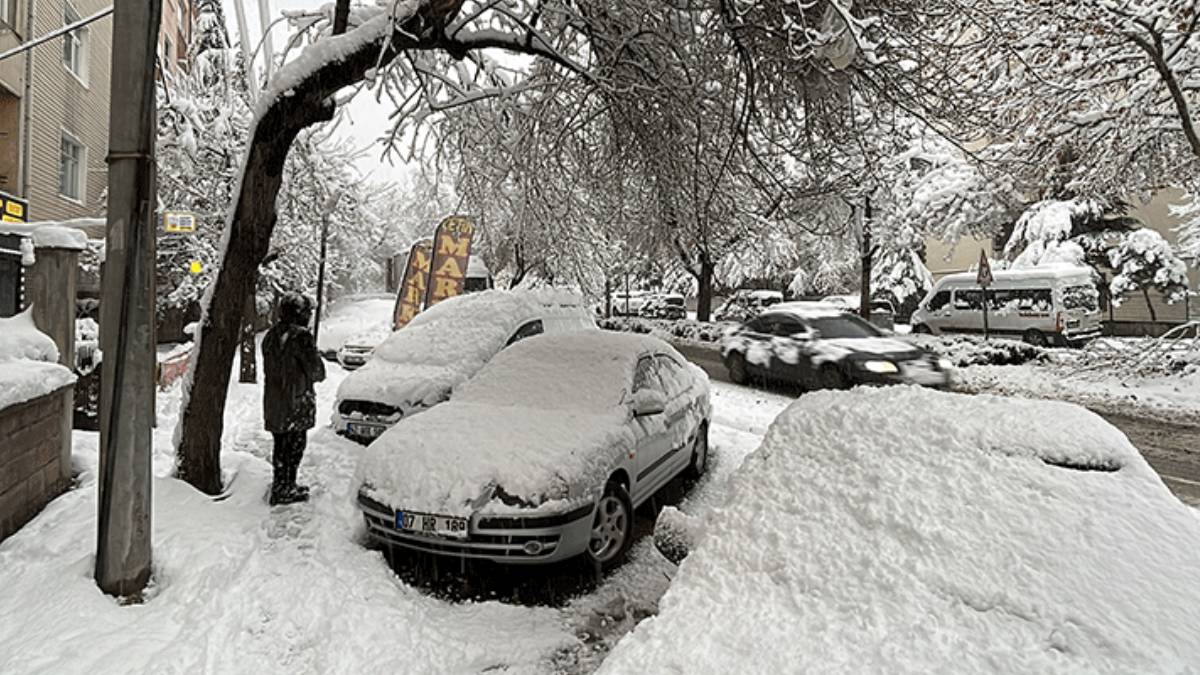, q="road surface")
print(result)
[674,342,1200,506]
